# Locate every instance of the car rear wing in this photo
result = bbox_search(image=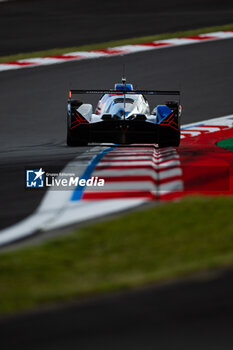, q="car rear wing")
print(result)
[68,90,181,110]
[69,89,180,97]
